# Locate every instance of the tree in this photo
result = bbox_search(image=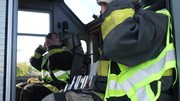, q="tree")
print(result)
[16,62,40,76]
